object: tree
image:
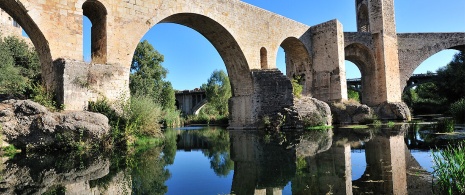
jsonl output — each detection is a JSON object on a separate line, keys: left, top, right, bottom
{"left": 129, "top": 40, "right": 175, "bottom": 110}
{"left": 201, "top": 70, "right": 231, "bottom": 116}
{"left": 0, "top": 36, "right": 40, "bottom": 96}
{"left": 435, "top": 51, "right": 465, "bottom": 104}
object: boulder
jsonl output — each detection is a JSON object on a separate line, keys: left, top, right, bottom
{"left": 262, "top": 96, "right": 332, "bottom": 130}
{"left": 374, "top": 102, "right": 411, "bottom": 121}
{"left": 0, "top": 99, "right": 110, "bottom": 150}
{"left": 330, "top": 100, "right": 374, "bottom": 124}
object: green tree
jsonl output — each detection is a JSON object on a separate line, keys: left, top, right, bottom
{"left": 201, "top": 70, "right": 232, "bottom": 116}
{"left": 436, "top": 51, "right": 465, "bottom": 105}
{"left": 0, "top": 36, "right": 40, "bottom": 96}
{"left": 130, "top": 40, "right": 175, "bottom": 110}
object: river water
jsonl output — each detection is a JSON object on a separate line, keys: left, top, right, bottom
{"left": 0, "top": 124, "right": 459, "bottom": 194}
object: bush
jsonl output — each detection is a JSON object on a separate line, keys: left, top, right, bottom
{"left": 292, "top": 76, "right": 303, "bottom": 98}
{"left": 432, "top": 142, "right": 465, "bottom": 194}
{"left": 88, "top": 96, "right": 164, "bottom": 146}
{"left": 128, "top": 96, "right": 163, "bottom": 137}
{"left": 435, "top": 118, "right": 455, "bottom": 133}
{"left": 449, "top": 98, "right": 465, "bottom": 124}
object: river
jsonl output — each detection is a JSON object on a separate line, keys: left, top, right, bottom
{"left": 0, "top": 124, "right": 460, "bottom": 194}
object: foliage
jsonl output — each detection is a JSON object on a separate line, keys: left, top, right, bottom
{"left": 347, "top": 88, "right": 360, "bottom": 102}
{"left": 436, "top": 51, "right": 465, "bottom": 105}
{"left": 432, "top": 142, "right": 465, "bottom": 194}
{"left": 185, "top": 112, "right": 229, "bottom": 126}
{"left": 403, "top": 82, "right": 447, "bottom": 114}
{"left": 292, "top": 75, "right": 303, "bottom": 98}
{"left": 201, "top": 70, "right": 232, "bottom": 116}
{"left": 435, "top": 118, "right": 455, "bottom": 133}
{"left": 128, "top": 95, "right": 163, "bottom": 137}
{"left": 88, "top": 96, "right": 164, "bottom": 146}
{"left": 303, "top": 112, "right": 326, "bottom": 127}
{"left": 1, "top": 145, "right": 19, "bottom": 158}
{"left": 449, "top": 98, "right": 465, "bottom": 124}
{"left": 29, "top": 83, "right": 62, "bottom": 111}
{"left": 0, "top": 35, "right": 40, "bottom": 97}
{"left": 130, "top": 40, "right": 176, "bottom": 111}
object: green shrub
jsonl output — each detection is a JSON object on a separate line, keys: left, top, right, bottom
{"left": 449, "top": 98, "right": 465, "bottom": 124}
{"left": 435, "top": 118, "right": 455, "bottom": 133}
{"left": 303, "top": 112, "right": 326, "bottom": 127}
{"left": 128, "top": 95, "right": 163, "bottom": 137}
{"left": 292, "top": 76, "right": 303, "bottom": 98}
{"left": 432, "top": 142, "right": 465, "bottom": 194}
{"left": 29, "top": 83, "right": 62, "bottom": 111}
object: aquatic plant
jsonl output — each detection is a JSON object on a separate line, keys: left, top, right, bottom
{"left": 435, "top": 118, "right": 455, "bottom": 133}
{"left": 432, "top": 142, "right": 465, "bottom": 194}
{"left": 449, "top": 98, "right": 465, "bottom": 124}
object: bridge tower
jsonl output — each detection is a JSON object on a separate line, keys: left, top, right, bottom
{"left": 355, "top": 0, "right": 402, "bottom": 105}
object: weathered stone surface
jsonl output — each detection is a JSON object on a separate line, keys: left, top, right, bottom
{"left": 0, "top": 99, "right": 110, "bottom": 150}
{"left": 0, "top": 152, "right": 131, "bottom": 195}
{"left": 374, "top": 102, "right": 411, "bottom": 121}
{"left": 330, "top": 100, "right": 374, "bottom": 124}
{"left": 260, "top": 96, "right": 332, "bottom": 130}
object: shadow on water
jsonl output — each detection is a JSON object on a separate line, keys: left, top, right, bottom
{"left": 0, "top": 123, "right": 463, "bottom": 194}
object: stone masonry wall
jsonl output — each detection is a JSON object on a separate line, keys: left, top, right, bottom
{"left": 309, "top": 20, "right": 347, "bottom": 102}
{"left": 55, "top": 59, "right": 129, "bottom": 110}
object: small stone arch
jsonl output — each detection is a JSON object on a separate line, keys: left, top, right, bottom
{"left": 260, "top": 47, "right": 268, "bottom": 69}
{"left": 82, "top": 0, "right": 108, "bottom": 64}
{"left": 0, "top": 0, "right": 53, "bottom": 91}
{"left": 356, "top": 3, "right": 370, "bottom": 32}
{"left": 345, "top": 43, "right": 377, "bottom": 106}
{"left": 279, "top": 37, "right": 311, "bottom": 95}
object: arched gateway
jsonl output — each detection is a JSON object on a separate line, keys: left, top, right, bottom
{"left": 2, "top": 0, "right": 463, "bottom": 127}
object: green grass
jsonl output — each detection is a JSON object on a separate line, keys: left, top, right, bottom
{"left": 432, "top": 142, "right": 465, "bottom": 194}
{"left": 305, "top": 126, "right": 333, "bottom": 130}
{"left": 2, "top": 145, "right": 20, "bottom": 158}
{"left": 340, "top": 125, "right": 370, "bottom": 129}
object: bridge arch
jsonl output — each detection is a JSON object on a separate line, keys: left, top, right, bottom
{"left": 0, "top": 0, "right": 53, "bottom": 90}
{"left": 279, "top": 37, "right": 311, "bottom": 95}
{"left": 131, "top": 13, "right": 250, "bottom": 97}
{"left": 82, "top": 0, "right": 107, "bottom": 64}
{"left": 398, "top": 33, "right": 465, "bottom": 91}
{"left": 345, "top": 43, "right": 377, "bottom": 105}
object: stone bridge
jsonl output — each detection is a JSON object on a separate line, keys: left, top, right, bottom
{"left": 348, "top": 73, "right": 439, "bottom": 94}
{"left": 1, "top": 0, "right": 463, "bottom": 128}
{"left": 175, "top": 89, "right": 207, "bottom": 115}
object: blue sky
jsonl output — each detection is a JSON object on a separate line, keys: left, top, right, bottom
{"left": 84, "top": 0, "right": 465, "bottom": 90}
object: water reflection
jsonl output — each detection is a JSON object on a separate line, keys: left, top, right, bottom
{"left": 0, "top": 124, "right": 456, "bottom": 194}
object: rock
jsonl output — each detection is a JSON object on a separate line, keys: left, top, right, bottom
{"left": 0, "top": 99, "right": 110, "bottom": 150}
{"left": 374, "top": 102, "right": 411, "bottom": 121}
{"left": 262, "top": 96, "right": 332, "bottom": 130}
{"left": 330, "top": 100, "right": 374, "bottom": 124}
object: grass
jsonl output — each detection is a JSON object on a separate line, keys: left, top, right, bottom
{"left": 305, "top": 125, "right": 333, "bottom": 130}
{"left": 2, "top": 145, "right": 20, "bottom": 158}
{"left": 432, "top": 142, "right": 465, "bottom": 194}
{"left": 340, "top": 125, "right": 370, "bottom": 129}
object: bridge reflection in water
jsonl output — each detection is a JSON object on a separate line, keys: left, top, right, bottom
{"left": 228, "top": 125, "right": 432, "bottom": 195}
{"left": 0, "top": 125, "right": 438, "bottom": 194}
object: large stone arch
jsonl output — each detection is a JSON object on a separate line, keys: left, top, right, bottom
{"left": 279, "top": 37, "right": 312, "bottom": 96}
{"left": 0, "top": 0, "right": 53, "bottom": 91}
{"left": 131, "top": 13, "right": 251, "bottom": 97}
{"left": 398, "top": 33, "right": 465, "bottom": 91}
{"left": 345, "top": 43, "right": 377, "bottom": 106}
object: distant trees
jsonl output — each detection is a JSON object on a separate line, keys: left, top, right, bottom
{"left": 403, "top": 51, "right": 465, "bottom": 117}
{"left": 200, "top": 69, "right": 231, "bottom": 116}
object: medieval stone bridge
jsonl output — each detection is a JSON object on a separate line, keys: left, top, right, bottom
{"left": 1, "top": 0, "right": 463, "bottom": 128}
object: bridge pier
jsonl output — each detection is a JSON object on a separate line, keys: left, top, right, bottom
{"left": 53, "top": 59, "right": 129, "bottom": 111}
